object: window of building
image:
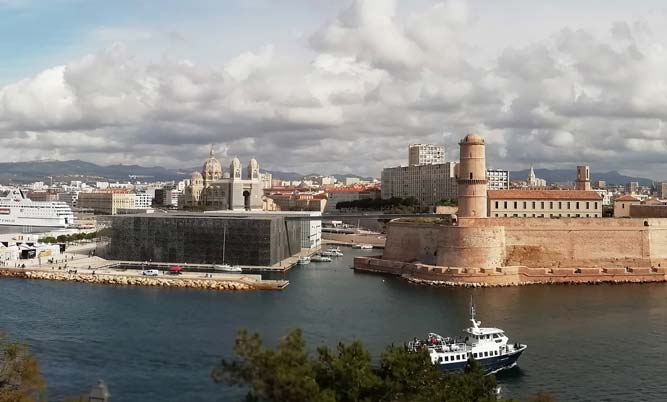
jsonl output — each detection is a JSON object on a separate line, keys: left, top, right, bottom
{"left": 541, "top": 201, "right": 545, "bottom": 209}
{"left": 576, "top": 202, "right": 580, "bottom": 209}
{"left": 567, "top": 202, "right": 571, "bottom": 209}
{"left": 504, "top": 201, "right": 507, "bottom": 209}
{"left": 532, "top": 201, "right": 536, "bottom": 209}
{"left": 550, "top": 201, "right": 553, "bottom": 209}
{"left": 513, "top": 201, "right": 518, "bottom": 209}
{"left": 586, "top": 201, "right": 590, "bottom": 209}
{"left": 495, "top": 201, "right": 499, "bottom": 208}
{"left": 595, "top": 202, "right": 598, "bottom": 209}
{"left": 559, "top": 201, "right": 562, "bottom": 209}
{"left": 523, "top": 201, "right": 527, "bottom": 209}
{"left": 513, "top": 214, "right": 518, "bottom": 217}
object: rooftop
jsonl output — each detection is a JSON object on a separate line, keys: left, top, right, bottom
{"left": 488, "top": 190, "right": 602, "bottom": 201}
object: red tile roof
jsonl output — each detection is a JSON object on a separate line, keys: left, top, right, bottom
{"left": 614, "top": 195, "right": 641, "bottom": 202}
{"left": 488, "top": 190, "right": 602, "bottom": 200}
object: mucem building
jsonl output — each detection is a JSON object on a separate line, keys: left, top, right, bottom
{"left": 107, "top": 213, "right": 302, "bottom": 266}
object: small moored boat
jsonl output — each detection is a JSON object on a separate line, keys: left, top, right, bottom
{"left": 310, "top": 254, "right": 332, "bottom": 262}
{"left": 214, "top": 264, "right": 242, "bottom": 273}
{"left": 297, "top": 256, "right": 311, "bottom": 265}
{"left": 352, "top": 243, "right": 373, "bottom": 249}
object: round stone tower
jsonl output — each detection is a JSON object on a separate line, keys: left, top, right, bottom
{"left": 457, "top": 133, "right": 488, "bottom": 218}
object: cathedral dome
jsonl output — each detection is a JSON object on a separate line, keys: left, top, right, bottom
{"left": 202, "top": 146, "right": 222, "bottom": 181}
{"left": 191, "top": 171, "right": 203, "bottom": 183}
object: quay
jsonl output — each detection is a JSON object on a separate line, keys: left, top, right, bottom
{"left": 1, "top": 248, "right": 289, "bottom": 291}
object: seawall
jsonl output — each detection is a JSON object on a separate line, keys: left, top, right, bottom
{"left": 354, "top": 256, "right": 667, "bottom": 287}
{"left": 0, "top": 268, "right": 287, "bottom": 291}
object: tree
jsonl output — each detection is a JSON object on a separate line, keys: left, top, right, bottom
{"left": 0, "top": 332, "right": 46, "bottom": 402}
{"left": 213, "top": 329, "right": 517, "bottom": 402}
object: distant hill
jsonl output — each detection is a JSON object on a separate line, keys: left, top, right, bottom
{"left": 0, "top": 160, "right": 188, "bottom": 183}
{"left": 510, "top": 169, "right": 656, "bottom": 186}
{"left": 0, "top": 160, "right": 376, "bottom": 184}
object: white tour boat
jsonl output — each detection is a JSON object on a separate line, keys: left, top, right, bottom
{"left": 408, "top": 302, "right": 527, "bottom": 374}
{"left": 310, "top": 254, "right": 332, "bottom": 262}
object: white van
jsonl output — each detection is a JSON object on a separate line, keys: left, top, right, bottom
{"left": 141, "top": 269, "right": 159, "bottom": 276}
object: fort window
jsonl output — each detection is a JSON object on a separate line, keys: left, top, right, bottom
{"left": 513, "top": 201, "right": 518, "bottom": 209}
{"left": 523, "top": 201, "right": 527, "bottom": 208}
{"left": 567, "top": 202, "right": 571, "bottom": 209}
{"left": 595, "top": 202, "right": 598, "bottom": 209}
{"left": 470, "top": 172, "right": 473, "bottom": 179}
{"left": 550, "top": 202, "right": 553, "bottom": 209}
{"left": 504, "top": 201, "right": 507, "bottom": 208}
{"left": 586, "top": 201, "right": 590, "bottom": 209}
{"left": 559, "top": 201, "right": 562, "bottom": 209}
{"left": 532, "top": 201, "right": 536, "bottom": 209}
{"left": 495, "top": 201, "right": 499, "bottom": 208}
{"left": 541, "top": 201, "right": 545, "bottom": 209}
{"left": 576, "top": 202, "right": 580, "bottom": 209}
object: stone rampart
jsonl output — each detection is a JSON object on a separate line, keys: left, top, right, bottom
{"left": 354, "top": 256, "right": 667, "bottom": 287}
{"left": 436, "top": 225, "right": 505, "bottom": 268}
{"left": 382, "top": 222, "right": 441, "bottom": 264}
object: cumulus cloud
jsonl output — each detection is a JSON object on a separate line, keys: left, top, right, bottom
{"left": 1, "top": 0, "right": 667, "bottom": 178}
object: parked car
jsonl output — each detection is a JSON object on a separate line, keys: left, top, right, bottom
{"left": 141, "top": 269, "right": 159, "bottom": 276}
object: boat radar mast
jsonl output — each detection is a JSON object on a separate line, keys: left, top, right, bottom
{"left": 470, "top": 296, "right": 480, "bottom": 329}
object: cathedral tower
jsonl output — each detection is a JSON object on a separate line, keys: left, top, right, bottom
{"left": 575, "top": 165, "right": 591, "bottom": 191}
{"left": 457, "top": 133, "right": 488, "bottom": 218}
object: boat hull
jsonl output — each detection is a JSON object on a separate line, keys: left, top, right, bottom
{"left": 437, "top": 347, "right": 526, "bottom": 374}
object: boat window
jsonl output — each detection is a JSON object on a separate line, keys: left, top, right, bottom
{"left": 492, "top": 334, "right": 499, "bottom": 338}
{"left": 484, "top": 351, "right": 488, "bottom": 357}
{"left": 473, "top": 353, "right": 478, "bottom": 358}
{"left": 438, "top": 357, "right": 443, "bottom": 363}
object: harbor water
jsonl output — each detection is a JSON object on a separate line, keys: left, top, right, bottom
{"left": 1, "top": 248, "right": 666, "bottom": 401}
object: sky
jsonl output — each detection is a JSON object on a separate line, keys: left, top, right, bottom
{"left": 2, "top": 0, "right": 667, "bottom": 179}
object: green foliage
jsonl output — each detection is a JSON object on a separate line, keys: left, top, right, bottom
{"left": 213, "top": 329, "right": 522, "bottom": 402}
{"left": 0, "top": 332, "right": 46, "bottom": 402}
{"left": 396, "top": 217, "right": 449, "bottom": 224}
{"left": 436, "top": 198, "right": 458, "bottom": 207}
{"left": 336, "top": 197, "right": 424, "bottom": 212}
{"left": 39, "top": 229, "right": 110, "bottom": 244}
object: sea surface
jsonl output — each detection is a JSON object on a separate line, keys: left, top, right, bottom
{"left": 1, "top": 248, "right": 666, "bottom": 401}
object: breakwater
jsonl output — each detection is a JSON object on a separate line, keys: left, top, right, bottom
{"left": 354, "top": 256, "right": 667, "bottom": 287}
{"left": 0, "top": 268, "right": 286, "bottom": 291}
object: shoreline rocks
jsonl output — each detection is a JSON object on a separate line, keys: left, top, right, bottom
{"left": 0, "top": 269, "right": 253, "bottom": 291}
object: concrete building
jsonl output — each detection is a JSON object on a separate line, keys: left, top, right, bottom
{"left": 594, "top": 180, "right": 607, "bottom": 190}
{"left": 325, "top": 186, "right": 381, "bottom": 212}
{"left": 575, "top": 166, "right": 591, "bottom": 191}
{"left": 183, "top": 147, "right": 264, "bottom": 211}
{"left": 457, "top": 134, "right": 487, "bottom": 218}
{"left": 344, "top": 177, "right": 361, "bottom": 186}
{"left": 661, "top": 183, "right": 667, "bottom": 199}
{"left": 408, "top": 144, "right": 445, "bottom": 166}
{"left": 27, "top": 191, "right": 59, "bottom": 202}
{"left": 107, "top": 213, "right": 302, "bottom": 266}
{"left": 57, "top": 191, "right": 79, "bottom": 208}
{"left": 488, "top": 190, "right": 603, "bottom": 218}
{"left": 77, "top": 192, "right": 135, "bottom": 215}
{"left": 486, "top": 169, "right": 510, "bottom": 190}
{"left": 614, "top": 195, "right": 641, "bottom": 217}
{"left": 381, "top": 162, "right": 457, "bottom": 206}
{"left": 134, "top": 193, "right": 153, "bottom": 209}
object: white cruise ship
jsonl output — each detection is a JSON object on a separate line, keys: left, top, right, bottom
{"left": 0, "top": 189, "right": 74, "bottom": 229}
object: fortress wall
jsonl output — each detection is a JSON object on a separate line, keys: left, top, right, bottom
{"left": 436, "top": 226, "right": 506, "bottom": 268}
{"left": 459, "top": 217, "right": 652, "bottom": 267}
{"left": 381, "top": 222, "right": 442, "bottom": 264}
